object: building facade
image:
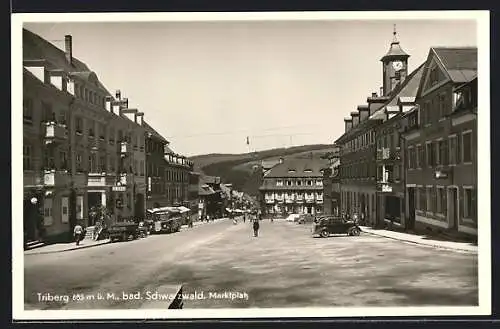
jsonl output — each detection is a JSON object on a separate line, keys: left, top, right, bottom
{"left": 259, "top": 158, "right": 327, "bottom": 216}
{"left": 403, "top": 47, "right": 477, "bottom": 238}
{"left": 22, "top": 29, "right": 182, "bottom": 243}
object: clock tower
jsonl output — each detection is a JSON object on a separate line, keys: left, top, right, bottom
{"left": 381, "top": 25, "right": 410, "bottom": 96}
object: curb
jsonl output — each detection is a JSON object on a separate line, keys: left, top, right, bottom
{"left": 24, "top": 240, "right": 112, "bottom": 256}
{"left": 361, "top": 229, "right": 477, "bottom": 254}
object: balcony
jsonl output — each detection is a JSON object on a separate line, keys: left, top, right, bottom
{"left": 87, "top": 172, "right": 116, "bottom": 187}
{"left": 44, "top": 122, "right": 67, "bottom": 145}
{"left": 43, "top": 169, "right": 69, "bottom": 187}
{"left": 119, "top": 141, "right": 130, "bottom": 156}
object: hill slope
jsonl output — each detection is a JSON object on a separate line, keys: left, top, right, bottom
{"left": 189, "top": 144, "right": 334, "bottom": 197}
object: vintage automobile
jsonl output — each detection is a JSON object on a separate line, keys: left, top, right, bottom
{"left": 147, "top": 207, "right": 182, "bottom": 234}
{"left": 312, "top": 215, "right": 361, "bottom": 238}
{"left": 297, "top": 214, "right": 315, "bottom": 224}
{"left": 108, "top": 219, "right": 140, "bottom": 242}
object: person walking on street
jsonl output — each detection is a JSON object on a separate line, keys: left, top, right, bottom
{"left": 74, "top": 223, "right": 83, "bottom": 246}
{"left": 253, "top": 218, "right": 260, "bottom": 237}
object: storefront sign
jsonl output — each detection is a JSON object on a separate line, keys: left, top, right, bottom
{"left": 112, "top": 186, "right": 127, "bottom": 192}
{"left": 381, "top": 184, "right": 393, "bottom": 193}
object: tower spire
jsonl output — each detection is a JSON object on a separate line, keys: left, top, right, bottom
{"left": 393, "top": 24, "right": 398, "bottom": 43}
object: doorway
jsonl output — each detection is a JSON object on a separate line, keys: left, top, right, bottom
{"left": 87, "top": 192, "right": 101, "bottom": 226}
{"left": 24, "top": 198, "right": 38, "bottom": 242}
{"left": 448, "top": 187, "right": 459, "bottom": 229}
{"left": 407, "top": 187, "right": 416, "bottom": 230}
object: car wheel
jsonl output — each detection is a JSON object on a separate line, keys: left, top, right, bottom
{"left": 350, "top": 227, "right": 361, "bottom": 236}
{"left": 320, "top": 230, "right": 329, "bottom": 238}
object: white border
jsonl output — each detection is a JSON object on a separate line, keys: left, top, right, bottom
{"left": 12, "top": 10, "right": 490, "bottom": 320}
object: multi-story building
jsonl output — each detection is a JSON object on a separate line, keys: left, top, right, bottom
{"left": 335, "top": 30, "right": 419, "bottom": 226}
{"left": 164, "top": 147, "right": 193, "bottom": 207}
{"left": 371, "top": 63, "right": 425, "bottom": 228}
{"left": 22, "top": 29, "right": 165, "bottom": 243}
{"left": 322, "top": 145, "right": 340, "bottom": 215}
{"left": 402, "top": 47, "right": 477, "bottom": 238}
{"left": 259, "top": 158, "right": 327, "bottom": 216}
{"left": 144, "top": 122, "right": 170, "bottom": 209}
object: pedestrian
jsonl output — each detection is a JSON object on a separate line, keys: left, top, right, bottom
{"left": 253, "top": 218, "right": 260, "bottom": 237}
{"left": 73, "top": 222, "right": 83, "bottom": 246}
{"left": 243, "top": 213, "right": 246, "bottom": 223}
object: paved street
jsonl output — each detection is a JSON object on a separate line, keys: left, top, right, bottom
{"left": 25, "top": 218, "right": 478, "bottom": 310}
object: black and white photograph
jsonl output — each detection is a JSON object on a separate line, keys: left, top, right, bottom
{"left": 12, "top": 11, "right": 490, "bottom": 320}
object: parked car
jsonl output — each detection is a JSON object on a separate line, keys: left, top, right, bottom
{"left": 297, "top": 214, "right": 315, "bottom": 224}
{"left": 312, "top": 216, "right": 361, "bottom": 238}
{"left": 285, "top": 214, "right": 301, "bottom": 222}
{"left": 108, "top": 220, "right": 140, "bottom": 242}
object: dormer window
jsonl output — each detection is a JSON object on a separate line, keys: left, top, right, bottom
{"left": 304, "top": 169, "right": 313, "bottom": 173}
{"left": 288, "top": 169, "right": 296, "bottom": 173}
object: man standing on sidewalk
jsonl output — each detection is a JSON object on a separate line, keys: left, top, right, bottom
{"left": 253, "top": 215, "right": 260, "bottom": 237}
{"left": 73, "top": 222, "right": 83, "bottom": 246}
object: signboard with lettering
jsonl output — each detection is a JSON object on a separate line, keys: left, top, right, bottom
{"left": 112, "top": 186, "right": 127, "bottom": 192}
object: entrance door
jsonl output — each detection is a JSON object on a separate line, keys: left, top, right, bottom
{"left": 449, "top": 188, "right": 458, "bottom": 229}
{"left": 87, "top": 192, "right": 101, "bottom": 226}
{"left": 24, "top": 198, "right": 37, "bottom": 241}
{"left": 407, "top": 188, "right": 416, "bottom": 230}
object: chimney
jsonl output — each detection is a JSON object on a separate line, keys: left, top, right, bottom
{"left": 371, "top": 92, "right": 377, "bottom": 98}
{"left": 344, "top": 118, "right": 353, "bottom": 132}
{"left": 64, "top": 35, "right": 72, "bottom": 65}
{"left": 116, "top": 90, "right": 121, "bottom": 100}
{"left": 350, "top": 111, "right": 360, "bottom": 127}
{"left": 358, "top": 105, "right": 370, "bottom": 122}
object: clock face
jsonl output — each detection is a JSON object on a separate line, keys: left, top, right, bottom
{"left": 392, "top": 61, "right": 404, "bottom": 71}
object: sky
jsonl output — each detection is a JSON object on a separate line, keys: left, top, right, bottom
{"left": 24, "top": 18, "right": 477, "bottom": 157}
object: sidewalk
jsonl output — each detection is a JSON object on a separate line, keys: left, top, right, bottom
{"left": 24, "top": 238, "right": 111, "bottom": 256}
{"left": 360, "top": 226, "right": 478, "bottom": 254}
{"left": 25, "top": 217, "right": 229, "bottom": 256}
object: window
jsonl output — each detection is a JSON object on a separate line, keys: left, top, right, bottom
{"left": 118, "top": 130, "right": 123, "bottom": 142}
{"left": 426, "top": 142, "right": 433, "bottom": 167}
{"left": 45, "top": 147, "right": 55, "bottom": 169}
{"left": 58, "top": 110, "right": 68, "bottom": 125}
{"left": 296, "top": 180, "right": 302, "bottom": 186}
{"left": 42, "top": 102, "right": 54, "bottom": 122}
{"left": 140, "top": 160, "right": 145, "bottom": 176}
{"left": 99, "top": 124, "right": 106, "bottom": 140}
{"left": 423, "top": 101, "right": 430, "bottom": 125}
{"left": 134, "top": 135, "right": 138, "bottom": 149}
{"left": 426, "top": 187, "right": 432, "bottom": 213}
{"left": 316, "top": 179, "right": 323, "bottom": 186}
{"left": 76, "top": 152, "right": 83, "bottom": 172}
{"left": 89, "top": 154, "right": 97, "bottom": 173}
{"left": 437, "top": 187, "right": 447, "bottom": 216}
{"left": 75, "top": 117, "right": 83, "bottom": 134}
{"left": 99, "top": 155, "right": 106, "bottom": 172}
{"left": 418, "top": 187, "right": 426, "bottom": 211}
{"left": 438, "top": 93, "right": 447, "bottom": 119}
{"left": 448, "top": 135, "right": 459, "bottom": 165}
{"left": 134, "top": 160, "right": 138, "bottom": 175}
{"left": 43, "top": 198, "right": 53, "bottom": 226}
{"left": 430, "top": 67, "right": 439, "bottom": 85}
{"left": 88, "top": 121, "right": 95, "bottom": 138}
{"left": 463, "top": 187, "right": 476, "bottom": 220}
{"left": 415, "top": 145, "right": 421, "bottom": 168}
{"left": 59, "top": 151, "right": 68, "bottom": 170}
{"left": 394, "top": 164, "right": 400, "bottom": 181}
{"left": 23, "top": 98, "right": 33, "bottom": 123}
{"left": 438, "top": 140, "right": 448, "bottom": 166}
{"left": 462, "top": 131, "right": 473, "bottom": 163}
{"left": 23, "top": 144, "right": 32, "bottom": 170}
{"left": 286, "top": 180, "right": 292, "bottom": 186}
{"left": 109, "top": 128, "right": 115, "bottom": 144}
{"left": 431, "top": 187, "right": 437, "bottom": 213}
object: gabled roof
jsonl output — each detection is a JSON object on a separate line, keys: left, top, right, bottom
{"left": 143, "top": 121, "right": 168, "bottom": 143}
{"left": 433, "top": 47, "right": 477, "bottom": 83}
{"left": 369, "top": 62, "right": 425, "bottom": 120}
{"left": 264, "top": 158, "right": 328, "bottom": 178}
{"left": 23, "top": 28, "right": 111, "bottom": 95}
